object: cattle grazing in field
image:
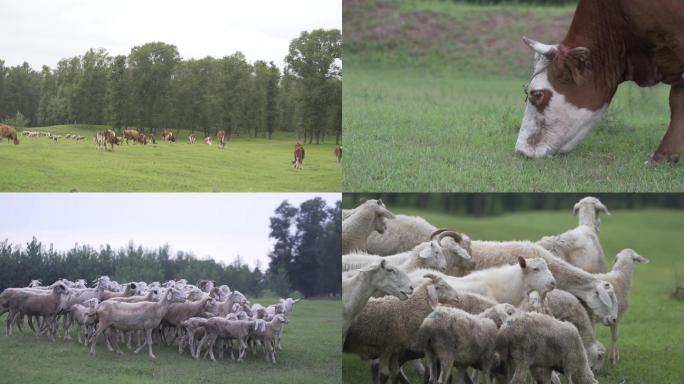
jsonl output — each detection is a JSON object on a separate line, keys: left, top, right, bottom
{"left": 123, "top": 129, "right": 146, "bottom": 145}
{"left": 216, "top": 130, "right": 226, "bottom": 149}
{"left": 160, "top": 129, "right": 175, "bottom": 142}
{"left": 516, "top": 0, "right": 684, "bottom": 165}
{"left": 204, "top": 136, "right": 212, "bottom": 145}
{"left": 146, "top": 134, "right": 156, "bottom": 145}
{"left": 0, "top": 124, "right": 20, "bottom": 145}
{"left": 188, "top": 134, "right": 196, "bottom": 144}
{"left": 96, "top": 130, "right": 121, "bottom": 151}
{"left": 292, "top": 143, "right": 305, "bottom": 169}
{"left": 334, "top": 145, "right": 342, "bottom": 163}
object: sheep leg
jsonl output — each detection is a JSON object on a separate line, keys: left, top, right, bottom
{"left": 145, "top": 328, "right": 156, "bottom": 359}
{"left": 610, "top": 323, "right": 619, "bottom": 365}
{"left": 104, "top": 329, "right": 115, "bottom": 351}
{"left": 134, "top": 332, "right": 148, "bottom": 354}
{"left": 63, "top": 314, "right": 72, "bottom": 341}
{"left": 90, "top": 322, "right": 109, "bottom": 355}
{"left": 437, "top": 355, "right": 454, "bottom": 384}
{"left": 196, "top": 334, "right": 210, "bottom": 360}
{"left": 15, "top": 313, "right": 25, "bottom": 334}
{"left": 510, "top": 363, "right": 529, "bottom": 384}
{"left": 5, "top": 309, "right": 18, "bottom": 336}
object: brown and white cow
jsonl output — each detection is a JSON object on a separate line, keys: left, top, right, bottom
{"left": 216, "top": 130, "right": 226, "bottom": 149}
{"left": 292, "top": 143, "right": 305, "bottom": 169}
{"left": 334, "top": 145, "right": 342, "bottom": 163}
{"left": 96, "top": 129, "right": 121, "bottom": 151}
{"left": 160, "top": 129, "right": 175, "bottom": 142}
{"left": 516, "top": 0, "right": 684, "bottom": 164}
{"left": 204, "top": 136, "right": 213, "bottom": 145}
{"left": 0, "top": 124, "right": 20, "bottom": 145}
{"left": 188, "top": 134, "right": 196, "bottom": 144}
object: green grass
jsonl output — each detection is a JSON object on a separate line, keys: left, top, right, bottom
{"left": 343, "top": 1, "right": 684, "bottom": 192}
{"left": 0, "top": 298, "right": 342, "bottom": 384}
{"left": 0, "top": 125, "right": 340, "bottom": 192}
{"left": 343, "top": 208, "right": 684, "bottom": 383}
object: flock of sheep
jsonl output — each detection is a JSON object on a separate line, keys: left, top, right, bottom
{"left": 0, "top": 277, "right": 300, "bottom": 363}
{"left": 22, "top": 130, "right": 86, "bottom": 141}
{"left": 342, "top": 197, "right": 648, "bottom": 384}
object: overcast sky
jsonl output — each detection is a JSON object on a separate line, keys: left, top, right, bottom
{"left": 0, "top": 0, "right": 341, "bottom": 69}
{"left": 0, "top": 193, "right": 340, "bottom": 270}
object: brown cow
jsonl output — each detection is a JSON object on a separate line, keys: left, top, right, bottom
{"left": 0, "top": 124, "right": 20, "bottom": 145}
{"left": 292, "top": 143, "right": 305, "bottom": 169}
{"left": 216, "top": 130, "right": 226, "bottom": 149}
{"left": 204, "top": 136, "right": 213, "bottom": 145}
{"left": 160, "top": 129, "right": 174, "bottom": 142}
{"left": 123, "top": 129, "right": 145, "bottom": 145}
{"left": 334, "top": 145, "right": 342, "bottom": 163}
{"left": 516, "top": 0, "right": 684, "bottom": 164}
{"left": 96, "top": 129, "right": 120, "bottom": 151}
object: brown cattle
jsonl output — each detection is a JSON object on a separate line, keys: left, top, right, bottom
{"left": 516, "top": 0, "right": 684, "bottom": 164}
{"left": 0, "top": 124, "right": 19, "bottom": 145}
{"left": 216, "top": 130, "right": 226, "bottom": 149}
{"left": 123, "top": 129, "right": 146, "bottom": 145}
{"left": 292, "top": 143, "right": 305, "bottom": 169}
{"left": 204, "top": 136, "right": 213, "bottom": 145}
{"left": 96, "top": 129, "right": 121, "bottom": 151}
{"left": 160, "top": 129, "right": 174, "bottom": 142}
{"left": 334, "top": 145, "right": 342, "bottom": 163}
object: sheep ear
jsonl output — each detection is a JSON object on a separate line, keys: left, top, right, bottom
{"left": 596, "top": 201, "right": 610, "bottom": 216}
{"left": 518, "top": 256, "right": 527, "bottom": 269}
{"left": 596, "top": 286, "right": 612, "bottom": 308}
{"left": 631, "top": 251, "right": 649, "bottom": 264}
{"left": 419, "top": 245, "right": 433, "bottom": 259}
{"left": 426, "top": 284, "right": 439, "bottom": 310}
{"left": 449, "top": 244, "right": 471, "bottom": 260}
{"left": 573, "top": 203, "right": 580, "bottom": 215}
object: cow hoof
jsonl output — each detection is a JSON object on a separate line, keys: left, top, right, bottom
{"left": 646, "top": 153, "right": 680, "bottom": 165}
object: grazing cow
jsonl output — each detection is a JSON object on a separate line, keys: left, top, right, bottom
{"left": 204, "top": 136, "right": 212, "bottom": 145}
{"left": 216, "top": 130, "right": 226, "bottom": 149}
{"left": 0, "top": 124, "right": 20, "bottom": 145}
{"left": 123, "top": 129, "right": 146, "bottom": 144}
{"left": 334, "top": 145, "right": 342, "bottom": 163}
{"left": 160, "top": 129, "right": 174, "bottom": 142}
{"left": 96, "top": 130, "right": 120, "bottom": 150}
{"left": 292, "top": 143, "right": 305, "bottom": 169}
{"left": 188, "top": 134, "right": 196, "bottom": 144}
{"left": 146, "top": 134, "right": 156, "bottom": 145}
{"left": 516, "top": 0, "right": 684, "bottom": 164}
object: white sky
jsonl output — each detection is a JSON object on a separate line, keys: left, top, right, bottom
{"left": 0, "top": 193, "right": 341, "bottom": 270}
{"left": 0, "top": 0, "right": 341, "bottom": 69}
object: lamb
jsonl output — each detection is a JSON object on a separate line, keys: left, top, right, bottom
{"left": 344, "top": 275, "right": 461, "bottom": 383}
{"left": 163, "top": 296, "right": 217, "bottom": 349}
{"left": 342, "top": 260, "right": 414, "bottom": 341}
{"left": 468, "top": 240, "right": 619, "bottom": 326}
{"left": 594, "top": 248, "right": 649, "bottom": 365}
{"left": 196, "top": 317, "right": 260, "bottom": 362}
{"left": 409, "top": 257, "right": 556, "bottom": 307}
{"left": 495, "top": 311, "right": 598, "bottom": 384}
{"left": 411, "top": 304, "right": 516, "bottom": 384}
{"left": 66, "top": 298, "right": 100, "bottom": 344}
{"left": 366, "top": 215, "right": 475, "bottom": 276}
{"left": 249, "top": 314, "right": 289, "bottom": 363}
{"left": 522, "top": 290, "right": 606, "bottom": 376}
{"left": 342, "top": 199, "right": 395, "bottom": 254}
{"left": 343, "top": 240, "right": 448, "bottom": 274}
{"left": 537, "top": 196, "right": 610, "bottom": 273}
{"left": 179, "top": 317, "right": 209, "bottom": 358}
{"left": 89, "top": 287, "right": 187, "bottom": 358}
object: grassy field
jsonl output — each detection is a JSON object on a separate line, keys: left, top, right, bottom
{"left": 0, "top": 298, "right": 341, "bottom": 384}
{"left": 0, "top": 125, "right": 341, "bottom": 192}
{"left": 342, "top": 207, "right": 684, "bottom": 383}
{"left": 343, "top": 0, "right": 684, "bottom": 192}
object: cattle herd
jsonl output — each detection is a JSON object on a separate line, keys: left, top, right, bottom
{"left": 0, "top": 277, "right": 300, "bottom": 363}
{"left": 1, "top": 123, "right": 343, "bottom": 168}
{"left": 342, "top": 197, "right": 648, "bottom": 384}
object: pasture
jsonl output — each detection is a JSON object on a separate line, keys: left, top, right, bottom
{"left": 0, "top": 298, "right": 342, "bottom": 384}
{"left": 342, "top": 207, "right": 684, "bottom": 383}
{"left": 0, "top": 125, "right": 341, "bottom": 192}
{"left": 342, "top": 0, "right": 684, "bottom": 192}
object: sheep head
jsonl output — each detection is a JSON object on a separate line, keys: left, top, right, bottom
{"left": 573, "top": 196, "right": 610, "bottom": 230}
{"left": 432, "top": 230, "right": 474, "bottom": 272}
{"left": 519, "top": 257, "right": 556, "bottom": 297}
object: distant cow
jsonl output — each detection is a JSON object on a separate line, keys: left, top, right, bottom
{"left": 0, "top": 124, "right": 20, "bottom": 145}
{"left": 216, "top": 130, "right": 226, "bottom": 149}
{"left": 204, "top": 136, "right": 213, "bottom": 145}
{"left": 160, "top": 129, "right": 174, "bottom": 142}
{"left": 96, "top": 129, "right": 120, "bottom": 150}
{"left": 188, "top": 134, "right": 196, "bottom": 144}
{"left": 123, "top": 129, "right": 145, "bottom": 144}
{"left": 292, "top": 143, "right": 305, "bottom": 169}
{"left": 334, "top": 145, "right": 342, "bottom": 163}
{"left": 146, "top": 134, "right": 156, "bottom": 145}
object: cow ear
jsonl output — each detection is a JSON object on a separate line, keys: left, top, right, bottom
{"left": 564, "top": 46, "right": 591, "bottom": 83}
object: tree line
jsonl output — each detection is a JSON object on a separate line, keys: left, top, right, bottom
{"left": 0, "top": 29, "right": 341, "bottom": 144}
{"left": 451, "top": 0, "right": 575, "bottom": 4}
{"left": 0, "top": 197, "right": 341, "bottom": 298}
{"left": 344, "top": 193, "right": 684, "bottom": 217}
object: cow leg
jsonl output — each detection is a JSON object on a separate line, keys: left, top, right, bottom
{"left": 651, "top": 83, "right": 684, "bottom": 164}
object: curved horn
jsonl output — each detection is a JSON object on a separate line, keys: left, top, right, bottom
{"left": 436, "top": 230, "right": 463, "bottom": 245}
{"left": 523, "top": 36, "right": 558, "bottom": 60}
{"left": 430, "top": 228, "right": 449, "bottom": 240}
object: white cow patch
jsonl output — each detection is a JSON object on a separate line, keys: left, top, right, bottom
{"left": 516, "top": 53, "right": 607, "bottom": 158}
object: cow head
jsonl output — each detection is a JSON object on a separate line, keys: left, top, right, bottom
{"left": 516, "top": 37, "right": 614, "bottom": 158}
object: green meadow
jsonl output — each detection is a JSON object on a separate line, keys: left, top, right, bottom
{"left": 343, "top": 207, "right": 684, "bottom": 383}
{"left": 0, "top": 125, "right": 341, "bottom": 192}
{"left": 343, "top": 0, "right": 684, "bottom": 191}
{"left": 0, "top": 298, "right": 342, "bottom": 384}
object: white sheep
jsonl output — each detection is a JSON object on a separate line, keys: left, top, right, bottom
{"left": 343, "top": 240, "right": 447, "bottom": 273}
{"left": 495, "top": 311, "right": 598, "bottom": 384}
{"left": 342, "top": 260, "right": 414, "bottom": 341}
{"left": 594, "top": 248, "right": 649, "bottom": 365}
{"left": 409, "top": 256, "right": 556, "bottom": 307}
{"left": 342, "top": 199, "right": 395, "bottom": 254}
{"left": 537, "top": 196, "right": 610, "bottom": 273}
